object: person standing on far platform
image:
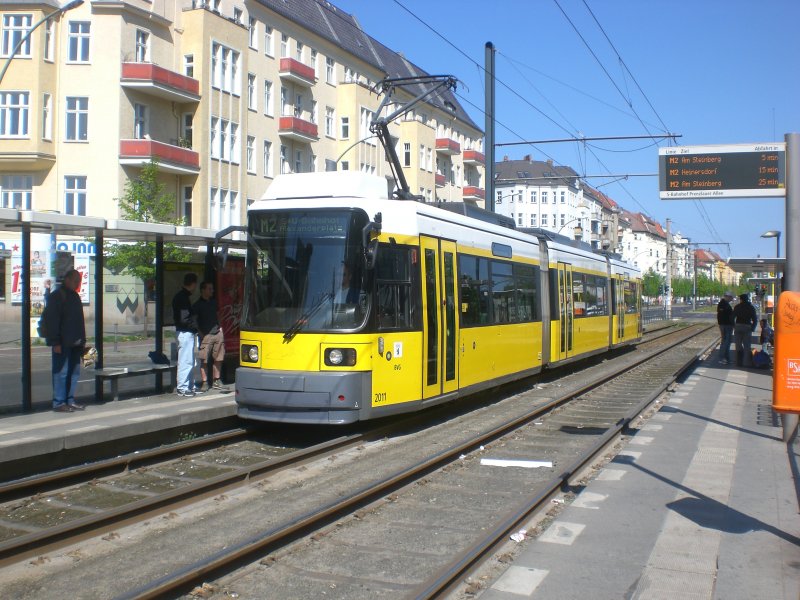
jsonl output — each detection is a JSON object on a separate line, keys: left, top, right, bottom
{"left": 172, "top": 272, "right": 199, "bottom": 397}
{"left": 716, "top": 291, "right": 735, "bottom": 365}
{"left": 733, "top": 293, "right": 758, "bottom": 367}
{"left": 193, "top": 280, "right": 226, "bottom": 392}
{"left": 46, "top": 269, "right": 86, "bottom": 412}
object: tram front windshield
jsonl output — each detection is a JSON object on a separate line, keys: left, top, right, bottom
{"left": 243, "top": 209, "right": 369, "bottom": 332}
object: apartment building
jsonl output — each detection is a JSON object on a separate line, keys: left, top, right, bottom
{"left": 0, "top": 0, "right": 486, "bottom": 232}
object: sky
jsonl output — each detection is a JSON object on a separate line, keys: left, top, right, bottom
{"left": 335, "top": 0, "right": 799, "bottom": 258}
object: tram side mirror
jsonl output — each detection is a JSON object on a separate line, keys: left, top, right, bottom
{"left": 362, "top": 212, "right": 382, "bottom": 270}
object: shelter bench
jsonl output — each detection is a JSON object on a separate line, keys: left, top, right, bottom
{"left": 95, "top": 362, "right": 177, "bottom": 402}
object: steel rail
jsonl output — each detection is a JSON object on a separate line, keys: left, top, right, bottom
{"left": 413, "top": 329, "right": 719, "bottom": 598}
{"left": 115, "top": 323, "right": 713, "bottom": 600}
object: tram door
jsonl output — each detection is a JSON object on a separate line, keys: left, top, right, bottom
{"left": 557, "top": 262, "right": 574, "bottom": 360}
{"left": 420, "top": 236, "right": 459, "bottom": 400}
{"left": 616, "top": 277, "right": 626, "bottom": 340}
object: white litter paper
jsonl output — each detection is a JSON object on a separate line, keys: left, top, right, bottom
{"left": 480, "top": 458, "right": 553, "bottom": 469}
{"left": 510, "top": 529, "right": 527, "bottom": 542}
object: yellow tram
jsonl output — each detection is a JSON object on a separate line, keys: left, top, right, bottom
{"left": 236, "top": 172, "right": 641, "bottom": 424}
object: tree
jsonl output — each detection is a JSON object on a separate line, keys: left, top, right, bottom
{"left": 104, "top": 161, "right": 190, "bottom": 281}
{"left": 642, "top": 269, "right": 663, "bottom": 299}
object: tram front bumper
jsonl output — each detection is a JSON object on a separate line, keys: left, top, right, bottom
{"left": 235, "top": 367, "right": 371, "bottom": 424}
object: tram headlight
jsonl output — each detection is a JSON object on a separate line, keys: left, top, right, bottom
{"left": 324, "top": 348, "right": 356, "bottom": 367}
{"left": 241, "top": 344, "right": 259, "bottom": 363}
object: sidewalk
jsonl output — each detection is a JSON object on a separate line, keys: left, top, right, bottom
{"left": 482, "top": 362, "right": 799, "bottom": 599}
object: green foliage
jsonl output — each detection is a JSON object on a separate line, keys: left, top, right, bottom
{"left": 670, "top": 277, "right": 692, "bottom": 299}
{"left": 642, "top": 269, "right": 663, "bottom": 298}
{"left": 104, "top": 161, "right": 190, "bottom": 281}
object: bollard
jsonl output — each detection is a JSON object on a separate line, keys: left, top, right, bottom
{"left": 114, "top": 323, "right": 118, "bottom": 352}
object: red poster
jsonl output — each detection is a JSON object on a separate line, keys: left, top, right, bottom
{"left": 216, "top": 257, "right": 245, "bottom": 355}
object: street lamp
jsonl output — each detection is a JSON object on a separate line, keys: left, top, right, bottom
{"left": 761, "top": 229, "right": 781, "bottom": 258}
{"left": 0, "top": 0, "right": 84, "bottom": 85}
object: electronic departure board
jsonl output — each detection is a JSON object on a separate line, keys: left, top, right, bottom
{"left": 659, "top": 143, "right": 786, "bottom": 199}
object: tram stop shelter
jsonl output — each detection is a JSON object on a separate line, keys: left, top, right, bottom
{"left": 0, "top": 208, "right": 242, "bottom": 412}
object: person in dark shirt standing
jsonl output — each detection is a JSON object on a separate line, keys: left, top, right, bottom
{"left": 733, "top": 292, "right": 758, "bottom": 367}
{"left": 716, "top": 291, "right": 735, "bottom": 365}
{"left": 172, "top": 272, "right": 198, "bottom": 396}
{"left": 46, "top": 269, "right": 86, "bottom": 412}
{"left": 193, "top": 280, "right": 226, "bottom": 392}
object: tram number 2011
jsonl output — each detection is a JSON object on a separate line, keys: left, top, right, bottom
{"left": 374, "top": 392, "right": 388, "bottom": 404}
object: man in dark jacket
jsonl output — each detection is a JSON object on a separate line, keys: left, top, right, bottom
{"left": 45, "top": 269, "right": 86, "bottom": 412}
{"left": 172, "top": 272, "right": 198, "bottom": 396}
{"left": 193, "top": 280, "right": 226, "bottom": 392}
{"left": 733, "top": 293, "right": 758, "bottom": 367}
{"left": 716, "top": 292, "right": 735, "bottom": 364}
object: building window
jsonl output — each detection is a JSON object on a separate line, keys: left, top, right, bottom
{"left": 2, "top": 14, "right": 32, "bottom": 58}
{"left": 542, "top": 191, "right": 548, "bottom": 204}
{"left": 264, "top": 25, "right": 273, "bottom": 56}
{"left": 325, "top": 57, "right": 335, "bottom": 84}
{"left": 280, "top": 33, "right": 288, "bottom": 58}
{"left": 280, "top": 145, "right": 288, "bottom": 174}
{"left": 248, "top": 17, "right": 257, "bottom": 49}
{"left": 280, "top": 86, "right": 288, "bottom": 116}
{"left": 295, "top": 40, "right": 303, "bottom": 62}
{"left": 183, "top": 185, "right": 192, "bottom": 226}
{"left": 325, "top": 159, "right": 336, "bottom": 172}
{"left": 295, "top": 150, "right": 303, "bottom": 173}
{"left": 340, "top": 116, "right": 349, "bottom": 139}
{"left": 41, "top": 93, "right": 52, "bottom": 140}
{"left": 44, "top": 18, "right": 55, "bottom": 62}
{"left": 530, "top": 190, "right": 537, "bottom": 203}
{"left": 325, "top": 107, "right": 334, "bottom": 137}
{"left": 403, "top": 143, "right": 411, "bottom": 167}
{"left": 310, "top": 49, "right": 317, "bottom": 76}
{"left": 541, "top": 214, "right": 548, "bottom": 227}
{"left": 344, "top": 66, "right": 355, "bottom": 83}
{"left": 246, "top": 135, "right": 255, "bottom": 173}
{"left": 517, "top": 214, "right": 523, "bottom": 226}
{"left": 211, "top": 42, "right": 240, "bottom": 95}
{"left": 264, "top": 80, "right": 273, "bottom": 116}
{"left": 294, "top": 93, "right": 302, "bottom": 118}
{"left": 64, "top": 96, "right": 87, "bottom": 141}
{"left": 560, "top": 214, "right": 565, "bottom": 227}
{"left": 67, "top": 21, "right": 91, "bottom": 63}
{"left": 0, "top": 91, "right": 29, "bottom": 138}
{"left": 263, "top": 140, "right": 273, "bottom": 177}
{"left": 210, "top": 117, "right": 239, "bottom": 163}
{"left": 134, "top": 103, "right": 148, "bottom": 139}
{"left": 419, "top": 144, "right": 425, "bottom": 169}
{"left": 64, "top": 176, "right": 86, "bottom": 216}
{"left": 560, "top": 191, "right": 565, "bottom": 203}
{"left": 233, "top": 8, "right": 243, "bottom": 24}
{"left": 0, "top": 175, "right": 32, "bottom": 209}
{"left": 495, "top": 190, "right": 502, "bottom": 204}
{"left": 340, "top": 160, "right": 349, "bottom": 171}
{"left": 247, "top": 73, "right": 256, "bottom": 110}
{"left": 530, "top": 214, "right": 536, "bottom": 227}
{"left": 135, "top": 29, "right": 149, "bottom": 62}
{"left": 184, "top": 54, "right": 194, "bottom": 78}
{"left": 311, "top": 100, "right": 318, "bottom": 125}
{"left": 181, "top": 113, "right": 193, "bottom": 147}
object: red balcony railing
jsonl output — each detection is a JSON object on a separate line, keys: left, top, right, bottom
{"left": 463, "top": 149, "right": 485, "bottom": 166}
{"left": 120, "top": 62, "right": 200, "bottom": 101}
{"left": 278, "top": 116, "right": 318, "bottom": 142}
{"left": 463, "top": 186, "right": 485, "bottom": 200}
{"left": 435, "top": 137, "right": 461, "bottom": 155}
{"left": 119, "top": 139, "right": 200, "bottom": 174}
{"left": 435, "top": 173, "right": 446, "bottom": 187}
{"left": 279, "top": 58, "right": 316, "bottom": 86}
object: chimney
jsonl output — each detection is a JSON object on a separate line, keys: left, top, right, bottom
{"left": 503, "top": 155, "right": 509, "bottom": 161}
{"left": 546, "top": 159, "right": 553, "bottom": 166}
{"left": 523, "top": 154, "right": 531, "bottom": 162}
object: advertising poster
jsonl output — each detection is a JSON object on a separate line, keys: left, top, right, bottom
{"left": 216, "top": 256, "right": 245, "bottom": 355}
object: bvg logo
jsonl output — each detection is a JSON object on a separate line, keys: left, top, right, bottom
{"left": 789, "top": 359, "right": 800, "bottom": 375}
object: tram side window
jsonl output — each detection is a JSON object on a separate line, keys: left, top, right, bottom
{"left": 572, "top": 272, "right": 586, "bottom": 317}
{"left": 491, "top": 260, "right": 514, "bottom": 323}
{"left": 624, "top": 280, "right": 639, "bottom": 313}
{"left": 459, "top": 254, "right": 491, "bottom": 326}
{"left": 375, "top": 244, "right": 420, "bottom": 331}
{"left": 513, "top": 263, "right": 539, "bottom": 321}
{"left": 586, "top": 275, "right": 607, "bottom": 316}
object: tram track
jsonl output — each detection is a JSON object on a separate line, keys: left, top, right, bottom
{"left": 0, "top": 322, "right": 714, "bottom": 599}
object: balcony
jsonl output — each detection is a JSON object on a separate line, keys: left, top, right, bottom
{"left": 279, "top": 58, "right": 316, "bottom": 87}
{"left": 278, "top": 116, "right": 318, "bottom": 143}
{"left": 0, "top": 150, "right": 55, "bottom": 171}
{"left": 119, "top": 139, "right": 200, "bottom": 175}
{"left": 435, "top": 173, "right": 446, "bottom": 188}
{"left": 120, "top": 62, "right": 200, "bottom": 103}
{"left": 463, "top": 149, "right": 485, "bottom": 166}
{"left": 435, "top": 137, "right": 461, "bottom": 155}
{"left": 462, "top": 186, "right": 485, "bottom": 201}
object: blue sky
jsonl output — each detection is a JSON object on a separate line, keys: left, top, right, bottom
{"left": 336, "top": 0, "right": 799, "bottom": 258}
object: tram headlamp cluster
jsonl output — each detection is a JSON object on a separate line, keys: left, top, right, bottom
{"left": 324, "top": 348, "right": 356, "bottom": 367}
{"left": 241, "top": 344, "right": 259, "bottom": 363}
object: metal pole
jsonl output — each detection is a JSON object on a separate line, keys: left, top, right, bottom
{"left": 155, "top": 238, "right": 165, "bottom": 393}
{"left": 485, "top": 41, "right": 495, "bottom": 213}
{"left": 782, "top": 132, "right": 799, "bottom": 442}
{"left": 94, "top": 229, "right": 104, "bottom": 401}
{"left": 21, "top": 224, "right": 32, "bottom": 412}
{"left": 665, "top": 218, "right": 672, "bottom": 320}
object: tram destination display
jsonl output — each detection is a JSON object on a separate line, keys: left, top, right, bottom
{"left": 659, "top": 143, "right": 786, "bottom": 199}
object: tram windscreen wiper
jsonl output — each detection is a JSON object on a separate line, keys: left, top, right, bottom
{"left": 283, "top": 292, "right": 333, "bottom": 342}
